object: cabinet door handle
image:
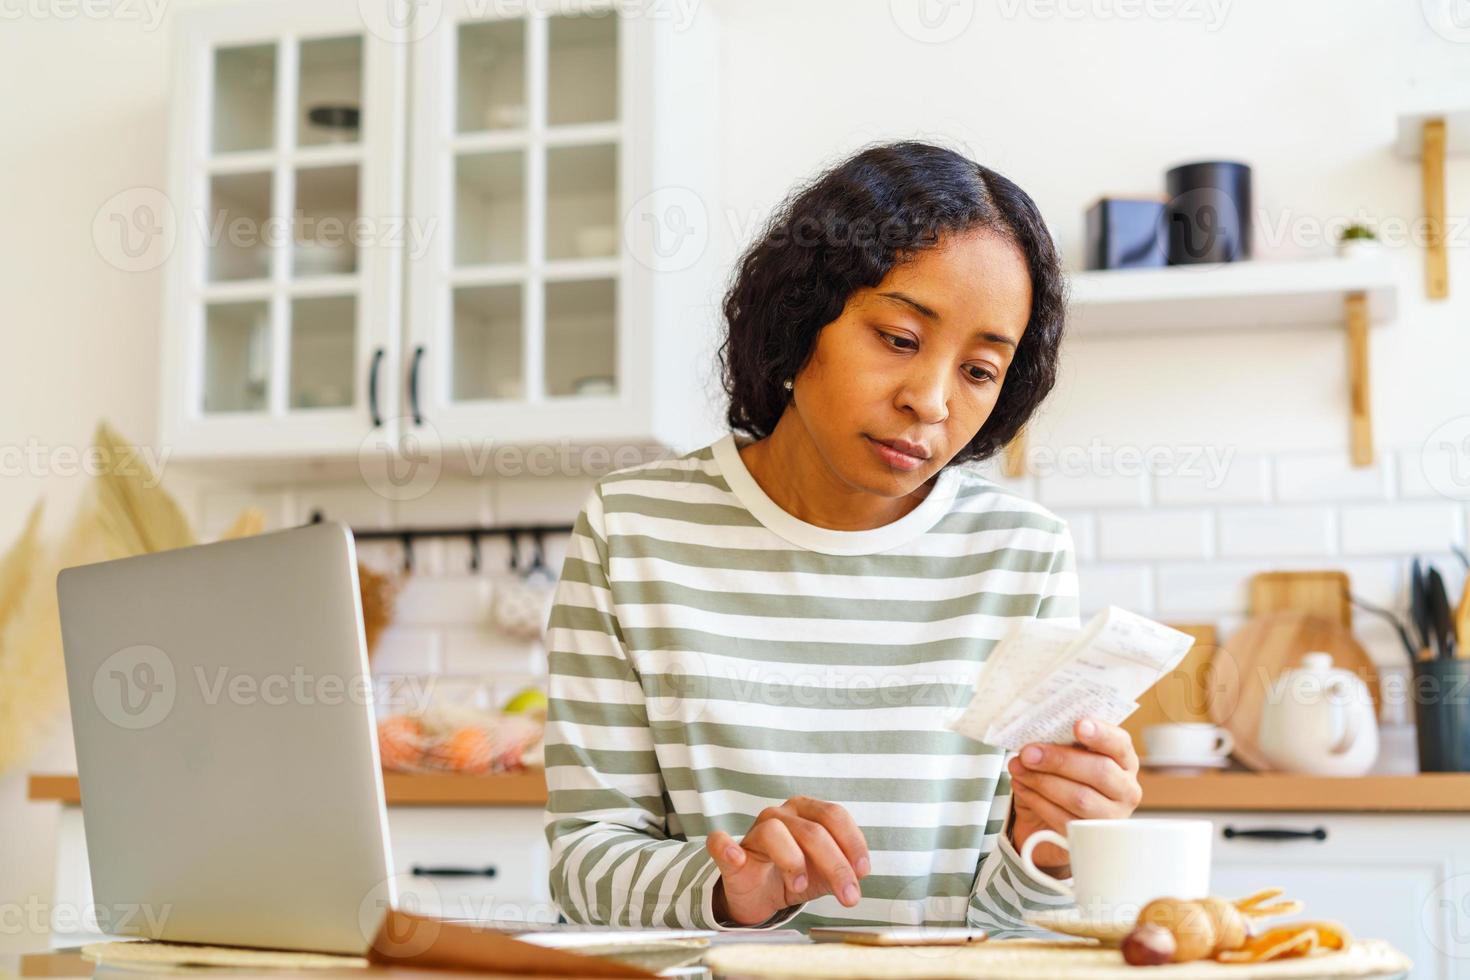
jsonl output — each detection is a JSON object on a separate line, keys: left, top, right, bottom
{"left": 408, "top": 345, "right": 425, "bottom": 426}
{"left": 1222, "top": 826, "right": 1327, "bottom": 842}
{"left": 367, "top": 347, "right": 385, "bottom": 427}
{"left": 410, "top": 865, "right": 497, "bottom": 878}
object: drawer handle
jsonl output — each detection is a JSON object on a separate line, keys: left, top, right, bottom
{"left": 1222, "top": 826, "right": 1327, "bottom": 842}
{"left": 411, "top": 864, "right": 497, "bottom": 878}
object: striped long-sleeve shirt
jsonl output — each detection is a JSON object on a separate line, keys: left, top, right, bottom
{"left": 543, "top": 431, "right": 1081, "bottom": 933}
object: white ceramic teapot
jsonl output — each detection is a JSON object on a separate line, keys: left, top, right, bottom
{"left": 1257, "top": 652, "right": 1379, "bottom": 776}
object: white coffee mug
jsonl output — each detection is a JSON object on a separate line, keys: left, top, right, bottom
{"left": 1019, "top": 818, "right": 1212, "bottom": 916}
{"left": 1143, "top": 723, "right": 1234, "bottom": 761}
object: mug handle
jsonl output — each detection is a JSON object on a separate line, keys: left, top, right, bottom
{"left": 1213, "top": 729, "right": 1235, "bottom": 758}
{"left": 1018, "top": 829, "right": 1073, "bottom": 898}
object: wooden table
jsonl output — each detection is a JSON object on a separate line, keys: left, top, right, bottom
{"left": 10, "top": 949, "right": 616, "bottom": 980}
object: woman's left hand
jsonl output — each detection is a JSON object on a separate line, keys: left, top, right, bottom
{"left": 1005, "top": 716, "right": 1143, "bottom": 875}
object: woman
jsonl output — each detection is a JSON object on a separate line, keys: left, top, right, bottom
{"left": 543, "top": 141, "right": 1142, "bottom": 933}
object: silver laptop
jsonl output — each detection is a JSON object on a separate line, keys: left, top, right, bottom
{"left": 57, "top": 521, "right": 395, "bottom": 954}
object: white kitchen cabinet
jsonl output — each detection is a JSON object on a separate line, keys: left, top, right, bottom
{"left": 160, "top": 3, "right": 407, "bottom": 458}
{"left": 45, "top": 802, "right": 552, "bottom": 947}
{"left": 1167, "top": 810, "right": 1470, "bottom": 980}
{"left": 387, "top": 806, "right": 553, "bottom": 924}
{"left": 160, "top": 0, "right": 723, "bottom": 462}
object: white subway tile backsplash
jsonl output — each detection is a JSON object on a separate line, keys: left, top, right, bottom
{"left": 1155, "top": 562, "right": 1260, "bottom": 617}
{"left": 1339, "top": 502, "right": 1464, "bottom": 555}
{"left": 1154, "top": 453, "right": 1270, "bottom": 506}
{"left": 442, "top": 629, "right": 546, "bottom": 676}
{"left": 370, "top": 628, "right": 443, "bottom": 677}
{"left": 394, "top": 577, "right": 493, "bottom": 626}
{"left": 1217, "top": 506, "right": 1335, "bottom": 558}
{"left": 1076, "top": 563, "right": 1152, "bottom": 614}
{"left": 1036, "top": 471, "right": 1148, "bottom": 509}
{"left": 1274, "top": 452, "right": 1392, "bottom": 503}
{"left": 1397, "top": 445, "right": 1470, "bottom": 501}
{"left": 1097, "top": 510, "right": 1212, "bottom": 561}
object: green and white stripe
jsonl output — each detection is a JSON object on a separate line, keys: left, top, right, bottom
{"left": 544, "top": 432, "right": 1080, "bottom": 933}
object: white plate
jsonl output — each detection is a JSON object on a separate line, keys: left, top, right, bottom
{"left": 1024, "top": 906, "right": 1137, "bottom": 945}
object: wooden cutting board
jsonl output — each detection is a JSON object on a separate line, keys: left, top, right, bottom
{"left": 1249, "top": 570, "right": 1352, "bottom": 627}
{"left": 1121, "top": 624, "right": 1218, "bottom": 761}
{"left": 1208, "top": 611, "right": 1380, "bottom": 771}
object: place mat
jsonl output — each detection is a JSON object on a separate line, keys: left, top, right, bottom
{"left": 80, "top": 940, "right": 367, "bottom": 971}
{"left": 702, "top": 938, "right": 1411, "bottom": 979}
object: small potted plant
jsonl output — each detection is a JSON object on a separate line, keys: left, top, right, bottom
{"left": 1336, "top": 223, "right": 1380, "bottom": 259}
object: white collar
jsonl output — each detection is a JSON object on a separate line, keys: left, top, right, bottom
{"left": 710, "top": 432, "right": 961, "bottom": 556}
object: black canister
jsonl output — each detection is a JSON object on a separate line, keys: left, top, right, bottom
{"left": 1164, "top": 161, "right": 1252, "bottom": 265}
{"left": 1411, "top": 657, "right": 1470, "bottom": 772}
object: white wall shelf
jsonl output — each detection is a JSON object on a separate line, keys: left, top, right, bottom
{"left": 1067, "top": 257, "right": 1397, "bottom": 335}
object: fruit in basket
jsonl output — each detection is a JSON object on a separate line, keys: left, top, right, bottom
{"left": 377, "top": 715, "right": 425, "bottom": 771}
{"left": 501, "top": 686, "right": 548, "bottom": 715}
{"left": 427, "top": 725, "right": 495, "bottom": 774}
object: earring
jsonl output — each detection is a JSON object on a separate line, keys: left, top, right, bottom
{"left": 782, "top": 378, "right": 793, "bottom": 391}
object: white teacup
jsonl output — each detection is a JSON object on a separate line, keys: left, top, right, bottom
{"left": 1019, "top": 818, "right": 1212, "bottom": 917}
{"left": 1143, "top": 723, "right": 1234, "bottom": 762}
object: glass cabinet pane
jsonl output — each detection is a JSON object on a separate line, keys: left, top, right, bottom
{"left": 548, "top": 14, "right": 618, "bottom": 126}
{"left": 212, "top": 44, "right": 276, "bottom": 154}
{"left": 452, "top": 285, "right": 523, "bottom": 401}
{"left": 293, "top": 165, "right": 360, "bottom": 276}
{"left": 455, "top": 152, "right": 525, "bottom": 265}
{"left": 457, "top": 19, "right": 526, "bottom": 132}
{"left": 545, "top": 279, "right": 615, "bottom": 397}
{"left": 203, "top": 301, "right": 271, "bottom": 413}
{"left": 298, "top": 36, "right": 362, "bottom": 147}
{"left": 546, "top": 143, "right": 617, "bottom": 260}
{"left": 289, "top": 296, "right": 356, "bottom": 408}
{"left": 207, "top": 172, "right": 273, "bottom": 282}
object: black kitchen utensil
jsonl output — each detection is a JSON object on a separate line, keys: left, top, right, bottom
{"left": 1427, "top": 566, "right": 1457, "bottom": 659}
{"left": 1412, "top": 656, "right": 1470, "bottom": 771}
{"left": 1346, "top": 589, "right": 1417, "bottom": 661}
{"left": 1411, "top": 558, "right": 1432, "bottom": 653}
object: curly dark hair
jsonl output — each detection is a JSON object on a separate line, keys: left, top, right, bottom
{"left": 717, "top": 140, "right": 1066, "bottom": 466}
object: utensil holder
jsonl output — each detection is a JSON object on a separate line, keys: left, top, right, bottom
{"left": 1411, "top": 657, "right": 1470, "bottom": 772}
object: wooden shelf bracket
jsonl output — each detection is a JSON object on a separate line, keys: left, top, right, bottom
{"left": 1345, "top": 291, "right": 1373, "bottom": 467}
{"left": 1422, "top": 117, "right": 1449, "bottom": 300}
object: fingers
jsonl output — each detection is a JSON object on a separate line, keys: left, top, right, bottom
{"left": 1011, "top": 741, "right": 1140, "bottom": 807}
{"left": 1011, "top": 780, "right": 1074, "bottom": 834}
{"left": 706, "top": 829, "right": 747, "bottom": 876}
{"left": 783, "top": 816, "right": 862, "bottom": 907}
{"left": 787, "top": 796, "right": 871, "bottom": 879}
{"left": 1074, "top": 717, "right": 1140, "bottom": 772}
{"left": 1010, "top": 766, "right": 1120, "bottom": 819}
{"left": 742, "top": 817, "right": 810, "bottom": 894}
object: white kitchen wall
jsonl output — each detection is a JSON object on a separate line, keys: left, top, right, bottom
{"left": 3, "top": 0, "right": 1470, "bottom": 954}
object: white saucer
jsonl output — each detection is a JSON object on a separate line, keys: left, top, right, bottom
{"left": 1141, "top": 753, "right": 1229, "bottom": 772}
{"left": 1024, "top": 907, "right": 1137, "bottom": 945}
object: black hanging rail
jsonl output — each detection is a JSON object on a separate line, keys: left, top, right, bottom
{"left": 308, "top": 510, "right": 573, "bottom": 573}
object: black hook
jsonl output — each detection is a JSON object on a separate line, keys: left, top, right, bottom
{"left": 530, "top": 529, "right": 547, "bottom": 574}
{"left": 468, "top": 533, "right": 481, "bottom": 573}
{"left": 400, "top": 532, "right": 414, "bottom": 573}
{"left": 507, "top": 529, "right": 520, "bottom": 574}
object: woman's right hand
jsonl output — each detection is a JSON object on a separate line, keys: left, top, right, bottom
{"left": 706, "top": 796, "right": 871, "bottom": 926}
